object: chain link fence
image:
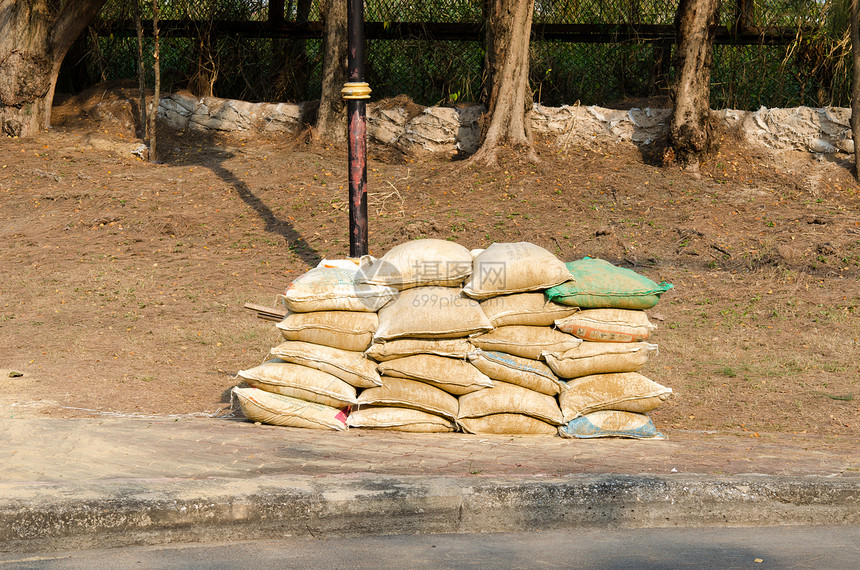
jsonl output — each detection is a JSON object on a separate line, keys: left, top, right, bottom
{"left": 60, "top": 0, "right": 853, "bottom": 110}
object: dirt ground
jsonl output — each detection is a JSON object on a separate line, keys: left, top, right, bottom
{"left": 1, "top": 89, "right": 858, "bottom": 439}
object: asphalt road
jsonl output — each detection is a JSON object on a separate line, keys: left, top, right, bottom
{"left": 2, "top": 526, "right": 857, "bottom": 569}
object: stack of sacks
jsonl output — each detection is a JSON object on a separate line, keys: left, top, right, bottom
{"left": 348, "top": 240, "right": 492, "bottom": 433}
{"left": 233, "top": 241, "right": 675, "bottom": 440}
{"left": 543, "top": 257, "right": 674, "bottom": 439}
{"left": 458, "top": 243, "right": 578, "bottom": 435}
{"left": 234, "top": 259, "right": 396, "bottom": 430}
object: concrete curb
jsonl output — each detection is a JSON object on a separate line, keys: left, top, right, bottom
{"left": 2, "top": 474, "right": 858, "bottom": 553}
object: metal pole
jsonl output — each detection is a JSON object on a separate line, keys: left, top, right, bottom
{"left": 343, "top": 0, "right": 371, "bottom": 258}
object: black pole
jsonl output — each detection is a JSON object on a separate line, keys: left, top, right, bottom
{"left": 344, "top": 0, "right": 370, "bottom": 258}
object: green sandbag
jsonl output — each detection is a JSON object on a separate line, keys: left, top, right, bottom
{"left": 545, "top": 258, "right": 673, "bottom": 310}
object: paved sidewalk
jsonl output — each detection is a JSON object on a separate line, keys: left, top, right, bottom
{"left": 1, "top": 418, "right": 858, "bottom": 481}
{"left": 1, "top": 418, "right": 858, "bottom": 553}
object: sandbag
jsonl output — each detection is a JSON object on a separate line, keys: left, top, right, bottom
{"left": 543, "top": 342, "right": 659, "bottom": 379}
{"left": 357, "top": 376, "right": 459, "bottom": 420}
{"left": 366, "top": 338, "right": 475, "bottom": 362}
{"left": 558, "top": 410, "right": 665, "bottom": 439}
{"left": 555, "top": 308, "right": 656, "bottom": 343}
{"left": 281, "top": 263, "right": 396, "bottom": 313}
{"left": 459, "top": 413, "right": 558, "bottom": 435}
{"left": 457, "top": 380, "right": 564, "bottom": 425}
{"left": 375, "top": 286, "right": 492, "bottom": 341}
{"left": 276, "top": 310, "right": 378, "bottom": 352}
{"left": 346, "top": 406, "right": 456, "bottom": 432}
{"left": 378, "top": 354, "right": 493, "bottom": 396}
{"left": 232, "top": 387, "right": 348, "bottom": 430}
{"left": 357, "top": 239, "right": 473, "bottom": 289}
{"left": 545, "top": 258, "right": 673, "bottom": 310}
{"left": 269, "top": 341, "right": 382, "bottom": 388}
{"left": 238, "top": 359, "right": 358, "bottom": 407}
{"left": 559, "top": 372, "right": 673, "bottom": 421}
{"left": 468, "top": 350, "right": 564, "bottom": 396}
{"left": 463, "top": 242, "right": 571, "bottom": 299}
{"left": 480, "top": 292, "right": 578, "bottom": 327}
{"left": 470, "top": 326, "right": 581, "bottom": 360}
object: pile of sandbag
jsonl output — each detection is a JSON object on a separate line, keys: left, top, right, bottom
{"left": 233, "top": 240, "right": 674, "bottom": 439}
{"left": 233, "top": 259, "right": 393, "bottom": 431}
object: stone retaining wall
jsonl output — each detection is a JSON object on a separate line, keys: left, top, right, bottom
{"left": 157, "top": 92, "right": 854, "bottom": 155}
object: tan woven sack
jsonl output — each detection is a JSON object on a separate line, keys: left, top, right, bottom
{"left": 357, "top": 239, "right": 473, "bottom": 289}
{"left": 463, "top": 242, "right": 571, "bottom": 299}
{"left": 232, "top": 387, "right": 348, "bottom": 430}
{"left": 468, "top": 351, "right": 564, "bottom": 396}
{"left": 470, "top": 326, "right": 582, "bottom": 360}
{"left": 346, "top": 406, "right": 456, "bottom": 432}
{"left": 281, "top": 264, "right": 396, "bottom": 313}
{"left": 480, "top": 292, "right": 578, "bottom": 327}
{"left": 555, "top": 308, "right": 656, "bottom": 343}
{"left": 238, "top": 360, "right": 358, "bottom": 407}
{"left": 375, "top": 287, "right": 492, "bottom": 341}
{"left": 378, "top": 354, "right": 493, "bottom": 396}
{"left": 269, "top": 341, "right": 381, "bottom": 388}
{"left": 457, "top": 380, "right": 564, "bottom": 425}
{"left": 357, "top": 376, "right": 459, "bottom": 420}
{"left": 559, "top": 372, "right": 673, "bottom": 421}
{"left": 276, "top": 310, "right": 378, "bottom": 352}
{"left": 365, "top": 338, "right": 475, "bottom": 362}
{"left": 544, "top": 342, "right": 659, "bottom": 379}
{"left": 459, "top": 413, "right": 558, "bottom": 435}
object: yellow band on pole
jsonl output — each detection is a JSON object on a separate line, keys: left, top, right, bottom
{"left": 341, "top": 82, "right": 372, "bottom": 100}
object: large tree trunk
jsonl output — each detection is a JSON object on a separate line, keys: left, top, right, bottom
{"left": 851, "top": 0, "right": 860, "bottom": 180}
{"left": 668, "top": 0, "right": 721, "bottom": 167}
{"left": 0, "top": 0, "right": 107, "bottom": 137}
{"left": 470, "top": 0, "right": 537, "bottom": 166}
{"left": 316, "top": 0, "right": 348, "bottom": 142}
{"left": 149, "top": 0, "right": 160, "bottom": 162}
{"left": 133, "top": 0, "right": 148, "bottom": 141}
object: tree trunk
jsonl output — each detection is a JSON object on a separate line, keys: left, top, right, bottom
{"left": 470, "top": 0, "right": 537, "bottom": 166}
{"left": 668, "top": 0, "right": 721, "bottom": 167}
{"left": 851, "top": 0, "right": 860, "bottom": 180}
{"left": 133, "top": 0, "right": 147, "bottom": 141}
{"left": 316, "top": 0, "right": 348, "bottom": 142}
{"left": 0, "top": 0, "right": 107, "bottom": 137}
{"left": 149, "top": 0, "right": 160, "bottom": 162}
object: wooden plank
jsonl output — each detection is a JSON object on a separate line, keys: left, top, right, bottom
{"left": 243, "top": 302, "right": 287, "bottom": 322}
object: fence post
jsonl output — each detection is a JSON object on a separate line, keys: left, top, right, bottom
{"left": 343, "top": 0, "right": 371, "bottom": 258}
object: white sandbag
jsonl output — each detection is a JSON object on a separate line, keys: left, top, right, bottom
{"left": 459, "top": 413, "right": 558, "bottom": 435}
{"left": 357, "top": 239, "right": 473, "bottom": 289}
{"left": 543, "top": 342, "right": 659, "bottom": 378}
{"left": 468, "top": 350, "right": 564, "bottom": 396}
{"left": 463, "top": 242, "right": 571, "bottom": 299}
{"left": 457, "top": 380, "right": 564, "bottom": 425}
{"left": 357, "top": 376, "right": 459, "bottom": 420}
{"left": 469, "top": 326, "right": 582, "bottom": 360}
{"left": 480, "top": 292, "right": 579, "bottom": 327}
{"left": 365, "top": 338, "right": 475, "bottom": 362}
{"left": 232, "top": 387, "right": 348, "bottom": 430}
{"left": 558, "top": 410, "right": 665, "bottom": 439}
{"left": 559, "top": 372, "right": 673, "bottom": 421}
{"left": 276, "top": 310, "right": 378, "bottom": 352}
{"left": 378, "top": 354, "right": 493, "bottom": 396}
{"left": 281, "top": 264, "right": 396, "bottom": 313}
{"left": 238, "top": 359, "right": 358, "bottom": 407}
{"left": 554, "top": 308, "right": 656, "bottom": 342}
{"left": 346, "top": 406, "right": 456, "bottom": 432}
{"left": 375, "top": 286, "right": 492, "bottom": 341}
{"left": 269, "top": 341, "right": 382, "bottom": 388}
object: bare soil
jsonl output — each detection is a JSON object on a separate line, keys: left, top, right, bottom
{"left": 1, "top": 89, "right": 858, "bottom": 439}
